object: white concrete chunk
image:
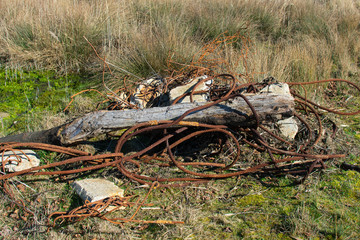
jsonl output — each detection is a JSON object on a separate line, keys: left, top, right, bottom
{"left": 0, "top": 150, "right": 40, "bottom": 172}
{"left": 277, "top": 117, "right": 298, "bottom": 140}
{"left": 260, "top": 83, "right": 291, "bottom": 96}
{"left": 169, "top": 75, "right": 212, "bottom": 103}
{"left": 131, "top": 78, "right": 163, "bottom": 109}
{"left": 71, "top": 178, "right": 124, "bottom": 203}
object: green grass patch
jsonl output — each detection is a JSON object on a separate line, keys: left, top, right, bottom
{"left": 0, "top": 69, "right": 99, "bottom": 135}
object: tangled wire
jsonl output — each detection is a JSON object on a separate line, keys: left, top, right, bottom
{"left": 0, "top": 33, "right": 359, "bottom": 227}
{"left": 0, "top": 76, "right": 359, "bottom": 227}
{"left": 48, "top": 181, "right": 183, "bottom": 227}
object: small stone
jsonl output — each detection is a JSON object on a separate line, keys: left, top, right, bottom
{"left": 71, "top": 178, "right": 124, "bottom": 203}
{"left": 0, "top": 150, "right": 40, "bottom": 172}
{"left": 169, "top": 75, "right": 212, "bottom": 103}
{"left": 277, "top": 117, "right": 298, "bottom": 140}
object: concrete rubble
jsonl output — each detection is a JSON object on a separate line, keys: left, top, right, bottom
{"left": 277, "top": 116, "right": 299, "bottom": 140}
{"left": 71, "top": 178, "right": 124, "bottom": 203}
{"left": 260, "top": 82, "right": 299, "bottom": 139}
{"left": 131, "top": 77, "right": 163, "bottom": 109}
{"left": 0, "top": 150, "right": 40, "bottom": 172}
{"left": 169, "top": 75, "right": 212, "bottom": 103}
{"left": 130, "top": 75, "right": 213, "bottom": 109}
{"left": 259, "top": 82, "right": 291, "bottom": 96}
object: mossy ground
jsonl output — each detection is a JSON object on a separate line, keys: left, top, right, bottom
{"left": 0, "top": 69, "right": 104, "bottom": 136}
{"left": 1, "top": 158, "right": 359, "bottom": 239}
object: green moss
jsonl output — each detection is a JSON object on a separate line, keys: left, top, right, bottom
{"left": 237, "top": 194, "right": 266, "bottom": 207}
{"left": 277, "top": 233, "right": 293, "bottom": 240}
{"left": 0, "top": 69, "right": 90, "bottom": 134}
{"left": 325, "top": 171, "right": 360, "bottom": 200}
{"left": 281, "top": 205, "right": 294, "bottom": 216}
{"left": 200, "top": 217, "right": 211, "bottom": 224}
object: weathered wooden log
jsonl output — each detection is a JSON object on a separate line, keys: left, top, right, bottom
{"left": 0, "top": 93, "right": 294, "bottom": 145}
{"left": 340, "top": 162, "right": 360, "bottom": 173}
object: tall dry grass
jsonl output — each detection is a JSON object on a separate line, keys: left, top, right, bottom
{"left": 0, "top": 0, "right": 359, "bottom": 82}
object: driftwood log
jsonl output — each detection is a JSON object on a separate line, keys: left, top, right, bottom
{"left": 0, "top": 93, "right": 294, "bottom": 146}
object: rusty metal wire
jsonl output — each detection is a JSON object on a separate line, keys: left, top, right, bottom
{"left": 0, "top": 76, "right": 358, "bottom": 227}
{"left": 1, "top": 33, "right": 359, "bottom": 227}
{"left": 48, "top": 181, "right": 184, "bottom": 227}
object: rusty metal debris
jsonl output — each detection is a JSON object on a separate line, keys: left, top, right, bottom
{"left": 0, "top": 77, "right": 358, "bottom": 227}
{"left": 0, "top": 33, "right": 359, "bottom": 228}
{"left": 48, "top": 181, "right": 184, "bottom": 227}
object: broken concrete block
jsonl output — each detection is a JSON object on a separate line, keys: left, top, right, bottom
{"left": 116, "top": 92, "right": 129, "bottom": 109}
{"left": 277, "top": 116, "right": 298, "bottom": 140}
{"left": 260, "top": 83, "right": 291, "bottom": 96}
{"left": 71, "top": 178, "right": 124, "bottom": 203}
{"left": 169, "top": 75, "right": 212, "bottom": 104}
{"left": 131, "top": 78, "right": 163, "bottom": 109}
{"left": 0, "top": 150, "right": 40, "bottom": 172}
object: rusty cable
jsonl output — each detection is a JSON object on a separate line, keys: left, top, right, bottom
{"left": 0, "top": 77, "right": 358, "bottom": 227}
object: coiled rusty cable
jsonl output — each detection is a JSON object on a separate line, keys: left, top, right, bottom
{"left": 0, "top": 77, "right": 358, "bottom": 227}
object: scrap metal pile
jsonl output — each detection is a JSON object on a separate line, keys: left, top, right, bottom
{"left": 0, "top": 34, "right": 359, "bottom": 227}
{"left": 0, "top": 75, "right": 359, "bottom": 227}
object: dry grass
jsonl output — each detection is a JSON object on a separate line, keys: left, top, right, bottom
{"left": 0, "top": 0, "right": 359, "bottom": 82}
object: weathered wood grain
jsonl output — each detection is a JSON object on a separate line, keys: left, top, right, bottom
{"left": 0, "top": 93, "right": 294, "bottom": 145}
